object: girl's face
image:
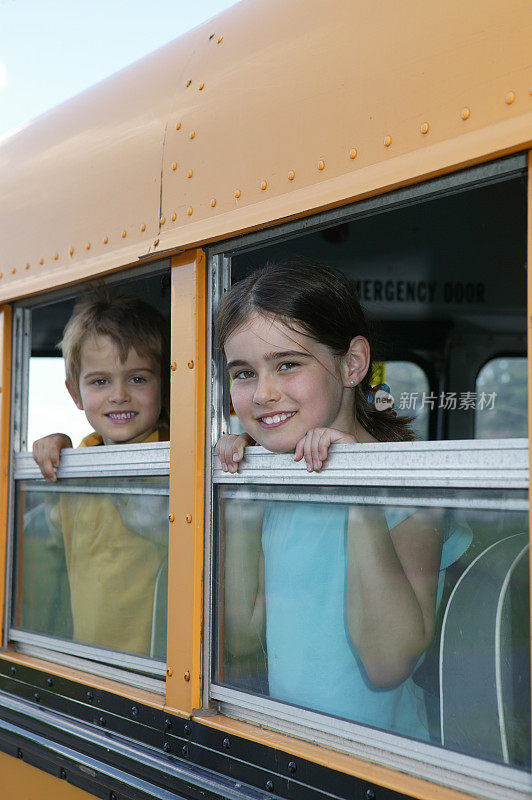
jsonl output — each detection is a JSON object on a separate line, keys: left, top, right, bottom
{"left": 225, "top": 312, "right": 360, "bottom": 453}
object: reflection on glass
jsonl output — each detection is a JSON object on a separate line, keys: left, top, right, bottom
{"left": 384, "top": 361, "right": 430, "bottom": 440}
{"left": 14, "top": 477, "right": 169, "bottom": 660}
{"left": 475, "top": 357, "right": 527, "bottom": 439}
{"left": 216, "top": 488, "right": 530, "bottom": 768}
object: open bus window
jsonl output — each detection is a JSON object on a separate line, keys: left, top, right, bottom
{"left": 475, "top": 357, "right": 527, "bottom": 439}
{"left": 28, "top": 357, "right": 91, "bottom": 446}
{"left": 23, "top": 270, "right": 171, "bottom": 453}
{"left": 229, "top": 162, "right": 526, "bottom": 442}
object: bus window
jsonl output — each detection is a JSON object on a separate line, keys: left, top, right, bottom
{"left": 475, "top": 357, "right": 527, "bottom": 439}
{"left": 13, "top": 474, "right": 168, "bottom": 663}
{"left": 8, "top": 265, "right": 171, "bottom": 687}
{"left": 215, "top": 483, "right": 529, "bottom": 766}
{"left": 229, "top": 160, "right": 526, "bottom": 442}
{"left": 381, "top": 361, "right": 430, "bottom": 440}
{"left": 208, "top": 156, "right": 529, "bottom": 791}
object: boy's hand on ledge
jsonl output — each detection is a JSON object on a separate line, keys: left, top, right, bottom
{"left": 216, "top": 433, "right": 255, "bottom": 473}
{"left": 32, "top": 433, "right": 73, "bottom": 482}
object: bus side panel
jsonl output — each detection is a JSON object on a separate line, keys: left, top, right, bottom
{"left": 0, "top": 750, "right": 97, "bottom": 799}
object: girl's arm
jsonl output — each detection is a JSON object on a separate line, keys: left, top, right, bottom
{"left": 223, "top": 498, "right": 266, "bottom": 656}
{"left": 346, "top": 507, "right": 442, "bottom": 688}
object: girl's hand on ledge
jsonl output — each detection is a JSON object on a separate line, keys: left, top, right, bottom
{"left": 216, "top": 432, "right": 255, "bottom": 473}
{"left": 294, "top": 428, "right": 358, "bottom": 472}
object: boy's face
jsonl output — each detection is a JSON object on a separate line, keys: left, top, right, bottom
{"left": 68, "top": 335, "right": 162, "bottom": 446}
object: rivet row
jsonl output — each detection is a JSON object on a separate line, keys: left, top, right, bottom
{"left": 5, "top": 90, "right": 526, "bottom": 279}
{"left": 7, "top": 223, "right": 150, "bottom": 274}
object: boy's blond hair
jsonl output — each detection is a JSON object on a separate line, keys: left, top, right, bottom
{"left": 60, "top": 289, "right": 170, "bottom": 422}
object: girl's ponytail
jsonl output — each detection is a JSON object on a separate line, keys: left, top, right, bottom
{"left": 354, "top": 385, "right": 415, "bottom": 442}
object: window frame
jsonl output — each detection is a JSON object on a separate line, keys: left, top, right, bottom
{"left": 204, "top": 153, "right": 531, "bottom": 800}
{"left": 5, "top": 261, "right": 171, "bottom": 691}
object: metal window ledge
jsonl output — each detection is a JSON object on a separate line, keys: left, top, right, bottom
{"left": 14, "top": 441, "right": 171, "bottom": 480}
{"left": 214, "top": 439, "right": 529, "bottom": 489}
{"left": 9, "top": 631, "right": 166, "bottom": 680}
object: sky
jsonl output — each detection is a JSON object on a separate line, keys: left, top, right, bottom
{"left": 0, "top": 0, "right": 240, "bottom": 139}
{"left": 0, "top": 0, "right": 239, "bottom": 446}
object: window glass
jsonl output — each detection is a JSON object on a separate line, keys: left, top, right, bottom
{"left": 381, "top": 361, "right": 430, "bottom": 440}
{"left": 475, "top": 357, "right": 527, "bottom": 439}
{"left": 215, "top": 486, "right": 529, "bottom": 768}
{"left": 13, "top": 476, "right": 169, "bottom": 661}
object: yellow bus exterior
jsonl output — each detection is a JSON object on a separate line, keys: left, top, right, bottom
{"left": 0, "top": 1, "right": 530, "bottom": 799}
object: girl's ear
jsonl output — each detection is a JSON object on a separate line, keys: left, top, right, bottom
{"left": 341, "top": 336, "right": 370, "bottom": 387}
{"left": 66, "top": 380, "right": 83, "bottom": 410}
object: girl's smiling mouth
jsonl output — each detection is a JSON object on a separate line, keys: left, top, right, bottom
{"left": 257, "top": 411, "right": 296, "bottom": 428}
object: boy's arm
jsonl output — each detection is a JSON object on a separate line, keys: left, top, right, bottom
{"left": 33, "top": 434, "right": 73, "bottom": 482}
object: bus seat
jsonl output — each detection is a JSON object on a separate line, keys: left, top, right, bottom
{"left": 150, "top": 557, "right": 168, "bottom": 660}
{"left": 439, "top": 532, "right": 530, "bottom": 768}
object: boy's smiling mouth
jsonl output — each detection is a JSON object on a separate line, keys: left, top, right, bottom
{"left": 106, "top": 411, "right": 138, "bottom": 422}
{"left": 256, "top": 411, "right": 295, "bottom": 428}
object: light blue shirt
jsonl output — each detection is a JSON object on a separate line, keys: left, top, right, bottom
{"left": 262, "top": 502, "right": 472, "bottom": 740}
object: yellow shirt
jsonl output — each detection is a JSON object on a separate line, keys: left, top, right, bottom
{"left": 57, "top": 428, "right": 168, "bottom": 657}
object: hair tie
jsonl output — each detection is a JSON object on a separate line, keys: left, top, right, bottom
{"left": 366, "top": 383, "right": 397, "bottom": 416}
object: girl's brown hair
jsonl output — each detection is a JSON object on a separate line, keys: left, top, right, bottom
{"left": 217, "top": 259, "right": 414, "bottom": 442}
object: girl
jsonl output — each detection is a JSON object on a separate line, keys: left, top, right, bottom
{"left": 216, "top": 260, "right": 471, "bottom": 740}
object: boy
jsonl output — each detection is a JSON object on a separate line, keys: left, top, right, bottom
{"left": 32, "top": 292, "right": 170, "bottom": 657}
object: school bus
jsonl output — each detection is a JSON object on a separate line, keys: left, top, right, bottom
{"left": 0, "top": 0, "right": 530, "bottom": 798}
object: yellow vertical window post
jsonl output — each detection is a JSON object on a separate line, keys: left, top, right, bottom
{"left": 0, "top": 305, "right": 12, "bottom": 641}
{"left": 165, "top": 250, "right": 206, "bottom": 714}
